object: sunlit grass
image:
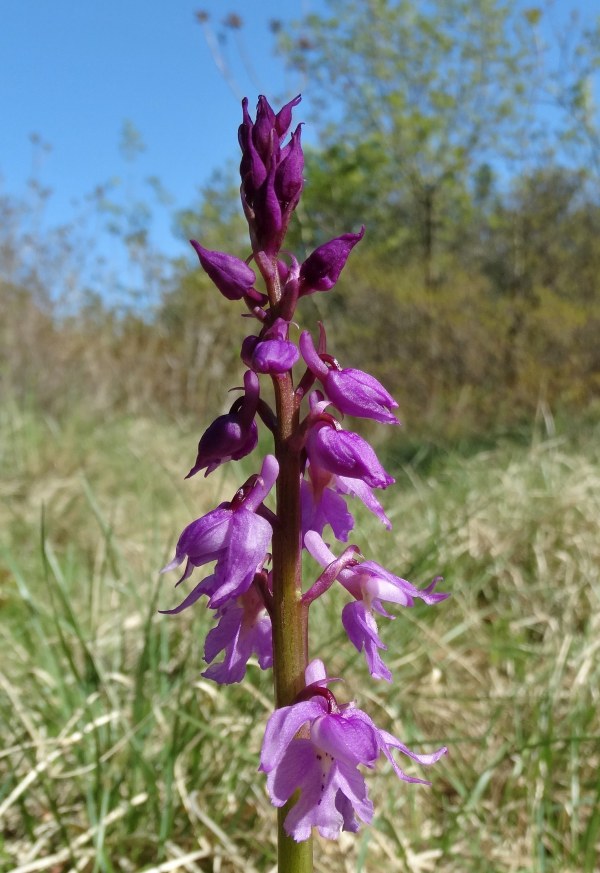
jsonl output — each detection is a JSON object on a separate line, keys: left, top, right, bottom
{"left": 1, "top": 402, "right": 599, "bottom": 872}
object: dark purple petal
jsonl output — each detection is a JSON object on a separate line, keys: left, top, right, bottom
{"left": 306, "top": 424, "right": 395, "bottom": 489}
{"left": 186, "top": 371, "right": 260, "bottom": 478}
{"left": 238, "top": 97, "right": 253, "bottom": 152}
{"left": 299, "top": 227, "right": 365, "bottom": 293}
{"left": 298, "top": 330, "right": 329, "bottom": 379}
{"left": 190, "top": 242, "right": 255, "bottom": 301}
{"left": 253, "top": 165, "right": 283, "bottom": 254}
{"left": 275, "top": 94, "right": 301, "bottom": 137}
{"left": 275, "top": 124, "right": 304, "bottom": 206}
{"left": 186, "top": 417, "right": 258, "bottom": 478}
{"left": 326, "top": 368, "right": 399, "bottom": 424}
{"left": 253, "top": 95, "right": 277, "bottom": 160}
{"left": 253, "top": 339, "right": 299, "bottom": 374}
{"left": 245, "top": 323, "right": 300, "bottom": 374}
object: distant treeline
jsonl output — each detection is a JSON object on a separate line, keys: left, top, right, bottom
{"left": 2, "top": 159, "right": 600, "bottom": 437}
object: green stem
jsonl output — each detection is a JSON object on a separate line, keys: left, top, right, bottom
{"left": 269, "top": 292, "right": 313, "bottom": 870}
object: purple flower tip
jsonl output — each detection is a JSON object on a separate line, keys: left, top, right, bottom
{"left": 191, "top": 241, "right": 255, "bottom": 300}
{"left": 300, "top": 227, "right": 365, "bottom": 293}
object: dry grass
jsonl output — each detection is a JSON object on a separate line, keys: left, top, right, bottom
{"left": 1, "top": 402, "right": 599, "bottom": 872}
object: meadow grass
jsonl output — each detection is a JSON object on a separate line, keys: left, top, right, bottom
{"left": 1, "top": 400, "right": 599, "bottom": 873}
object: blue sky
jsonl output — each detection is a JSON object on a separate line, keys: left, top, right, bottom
{"left": 1, "top": 0, "right": 596, "bottom": 301}
{"left": 1, "top": 0, "right": 321, "bottom": 269}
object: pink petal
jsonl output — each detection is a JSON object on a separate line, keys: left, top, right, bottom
{"left": 260, "top": 699, "right": 326, "bottom": 773}
{"left": 311, "top": 712, "right": 379, "bottom": 767}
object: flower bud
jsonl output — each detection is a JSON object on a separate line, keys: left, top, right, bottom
{"left": 275, "top": 125, "right": 304, "bottom": 206}
{"left": 275, "top": 94, "right": 302, "bottom": 138}
{"left": 300, "top": 227, "right": 365, "bottom": 293}
{"left": 186, "top": 371, "right": 260, "bottom": 477}
{"left": 242, "top": 318, "right": 299, "bottom": 375}
{"left": 191, "top": 241, "right": 256, "bottom": 301}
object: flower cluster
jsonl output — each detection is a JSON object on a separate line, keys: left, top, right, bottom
{"left": 162, "top": 95, "right": 448, "bottom": 845}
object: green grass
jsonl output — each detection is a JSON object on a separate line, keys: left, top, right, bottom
{"left": 1, "top": 400, "right": 599, "bottom": 872}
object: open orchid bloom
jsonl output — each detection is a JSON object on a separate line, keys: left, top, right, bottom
{"left": 305, "top": 532, "right": 449, "bottom": 680}
{"left": 260, "top": 660, "right": 447, "bottom": 841}
{"left": 161, "top": 455, "right": 278, "bottom": 610}
{"left": 301, "top": 460, "right": 392, "bottom": 543}
{"left": 305, "top": 419, "right": 395, "bottom": 490}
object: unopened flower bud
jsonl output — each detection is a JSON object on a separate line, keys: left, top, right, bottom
{"left": 191, "top": 241, "right": 256, "bottom": 300}
{"left": 275, "top": 125, "right": 304, "bottom": 206}
{"left": 242, "top": 318, "right": 299, "bottom": 375}
{"left": 300, "top": 227, "right": 365, "bottom": 293}
{"left": 275, "top": 94, "right": 301, "bottom": 138}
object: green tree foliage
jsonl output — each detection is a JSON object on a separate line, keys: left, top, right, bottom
{"left": 279, "top": 0, "right": 538, "bottom": 284}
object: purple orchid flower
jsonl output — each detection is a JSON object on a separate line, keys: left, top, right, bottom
{"left": 299, "top": 227, "right": 365, "bottom": 294}
{"left": 305, "top": 414, "right": 395, "bottom": 491}
{"left": 305, "top": 532, "right": 449, "bottom": 680}
{"left": 301, "top": 458, "right": 392, "bottom": 543}
{"left": 187, "top": 370, "right": 259, "bottom": 478}
{"left": 201, "top": 581, "right": 272, "bottom": 684}
{"left": 241, "top": 318, "right": 299, "bottom": 375}
{"left": 160, "top": 455, "right": 278, "bottom": 610}
{"left": 260, "top": 659, "right": 447, "bottom": 841}
{"left": 299, "top": 329, "right": 399, "bottom": 424}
